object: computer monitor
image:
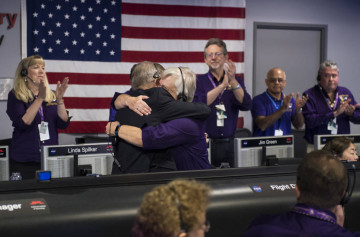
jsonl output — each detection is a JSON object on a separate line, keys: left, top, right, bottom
{"left": 41, "top": 143, "right": 114, "bottom": 178}
{"left": 314, "top": 134, "right": 360, "bottom": 151}
{"left": 0, "top": 146, "right": 9, "bottom": 181}
{"left": 234, "top": 135, "right": 294, "bottom": 167}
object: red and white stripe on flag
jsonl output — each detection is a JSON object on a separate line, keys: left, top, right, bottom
{"left": 21, "top": 0, "right": 245, "bottom": 133}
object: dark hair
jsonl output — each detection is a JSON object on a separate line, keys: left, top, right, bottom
{"left": 204, "top": 38, "right": 228, "bottom": 58}
{"left": 322, "top": 136, "right": 353, "bottom": 159}
{"left": 297, "top": 150, "right": 347, "bottom": 209}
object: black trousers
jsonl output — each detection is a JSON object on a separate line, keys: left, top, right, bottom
{"left": 10, "top": 159, "right": 41, "bottom": 180}
{"left": 210, "top": 138, "right": 234, "bottom": 168}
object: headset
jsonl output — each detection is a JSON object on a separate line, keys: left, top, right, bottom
{"left": 153, "top": 63, "right": 160, "bottom": 80}
{"left": 328, "top": 149, "right": 356, "bottom": 206}
{"left": 177, "top": 67, "right": 187, "bottom": 102}
{"left": 20, "top": 58, "right": 30, "bottom": 78}
{"left": 20, "top": 57, "right": 37, "bottom": 84}
{"left": 340, "top": 161, "right": 356, "bottom": 206}
{"left": 170, "top": 186, "right": 188, "bottom": 233}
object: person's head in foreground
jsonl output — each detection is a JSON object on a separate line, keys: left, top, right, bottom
{"left": 131, "top": 179, "right": 211, "bottom": 237}
{"left": 296, "top": 150, "right": 347, "bottom": 210}
{"left": 322, "top": 136, "right": 359, "bottom": 162}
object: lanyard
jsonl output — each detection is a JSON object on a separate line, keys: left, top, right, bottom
{"left": 265, "top": 91, "right": 283, "bottom": 110}
{"left": 319, "top": 86, "right": 339, "bottom": 111}
{"left": 207, "top": 72, "right": 225, "bottom": 103}
{"left": 39, "top": 104, "right": 44, "bottom": 121}
{"left": 265, "top": 91, "right": 283, "bottom": 129}
{"left": 291, "top": 204, "right": 336, "bottom": 224}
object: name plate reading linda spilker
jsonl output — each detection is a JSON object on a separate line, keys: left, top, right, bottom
{"left": 47, "top": 143, "right": 113, "bottom": 156}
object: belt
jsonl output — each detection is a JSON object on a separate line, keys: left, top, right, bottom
{"left": 211, "top": 137, "right": 233, "bottom": 143}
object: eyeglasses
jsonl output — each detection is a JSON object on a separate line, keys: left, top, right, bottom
{"left": 153, "top": 71, "right": 160, "bottom": 79}
{"left": 202, "top": 220, "right": 210, "bottom": 233}
{"left": 268, "top": 78, "right": 285, "bottom": 84}
{"left": 205, "top": 52, "right": 224, "bottom": 58}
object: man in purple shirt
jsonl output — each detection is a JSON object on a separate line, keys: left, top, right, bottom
{"left": 193, "top": 38, "right": 252, "bottom": 168}
{"left": 244, "top": 150, "right": 360, "bottom": 237}
{"left": 251, "top": 68, "right": 307, "bottom": 137}
{"left": 303, "top": 60, "right": 360, "bottom": 148}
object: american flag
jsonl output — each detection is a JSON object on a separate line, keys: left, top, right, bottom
{"left": 22, "top": 0, "right": 245, "bottom": 133}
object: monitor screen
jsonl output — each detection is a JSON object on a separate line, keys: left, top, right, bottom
{"left": 234, "top": 136, "right": 294, "bottom": 167}
{"left": 314, "top": 134, "right": 360, "bottom": 151}
{"left": 0, "top": 146, "right": 9, "bottom": 181}
{"left": 41, "top": 143, "right": 114, "bottom": 178}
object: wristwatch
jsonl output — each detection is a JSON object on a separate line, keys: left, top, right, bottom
{"left": 232, "top": 83, "right": 242, "bottom": 90}
{"left": 114, "top": 124, "right": 121, "bottom": 137}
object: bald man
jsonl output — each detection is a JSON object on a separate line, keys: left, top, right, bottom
{"left": 251, "top": 68, "right": 308, "bottom": 136}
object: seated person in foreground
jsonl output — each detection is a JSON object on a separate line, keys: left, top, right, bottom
{"left": 322, "top": 136, "right": 359, "bottom": 162}
{"left": 131, "top": 179, "right": 211, "bottom": 237}
{"left": 244, "top": 150, "right": 360, "bottom": 237}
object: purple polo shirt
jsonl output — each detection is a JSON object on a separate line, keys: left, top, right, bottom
{"left": 193, "top": 71, "right": 252, "bottom": 138}
{"left": 142, "top": 118, "right": 210, "bottom": 170}
{"left": 244, "top": 203, "right": 360, "bottom": 237}
{"left": 251, "top": 91, "right": 296, "bottom": 136}
{"left": 303, "top": 85, "right": 360, "bottom": 144}
{"left": 6, "top": 90, "right": 70, "bottom": 163}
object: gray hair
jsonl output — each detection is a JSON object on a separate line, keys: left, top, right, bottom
{"left": 162, "top": 67, "right": 196, "bottom": 102}
{"left": 204, "top": 38, "right": 228, "bottom": 58}
{"left": 317, "top": 60, "right": 339, "bottom": 81}
{"left": 131, "top": 61, "right": 159, "bottom": 90}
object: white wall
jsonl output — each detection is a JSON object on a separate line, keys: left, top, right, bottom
{"left": 1, "top": 0, "right": 360, "bottom": 143}
{"left": 244, "top": 0, "right": 360, "bottom": 133}
{"left": 0, "top": 0, "right": 21, "bottom": 141}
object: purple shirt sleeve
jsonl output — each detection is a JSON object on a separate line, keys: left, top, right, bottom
{"left": 6, "top": 90, "right": 70, "bottom": 162}
{"left": 251, "top": 92, "right": 295, "bottom": 136}
{"left": 303, "top": 85, "right": 360, "bottom": 143}
{"left": 193, "top": 72, "right": 252, "bottom": 138}
{"left": 142, "top": 119, "right": 199, "bottom": 150}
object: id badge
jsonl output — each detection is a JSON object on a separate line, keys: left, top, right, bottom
{"left": 287, "top": 102, "right": 293, "bottom": 111}
{"left": 274, "top": 129, "right": 283, "bottom": 136}
{"left": 327, "top": 118, "right": 338, "bottom": 134}
{"left": 38, "top": 121, "right": 50, "bottom": 141}
{"left": 216, "top": 104, "right": 227, "bottom": 127}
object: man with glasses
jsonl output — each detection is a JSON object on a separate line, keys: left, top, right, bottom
{"left": 302, "top": 60, "right": 360, "bottom": 151}
{"left": 193, "top": 38, "right": 252, "bottom": 168}
{"left": 251, "top": 68, "right": 307, "bottom": 136}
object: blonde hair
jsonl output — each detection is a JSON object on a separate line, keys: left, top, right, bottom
{"left": 161, "top": 67, "right": 197, "bottom": 102}
{"left": 132, "top": 179, "right": 210, "bottom": 237}
{"left": 13, "top": 55, "right": 56, "bottom": 103}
